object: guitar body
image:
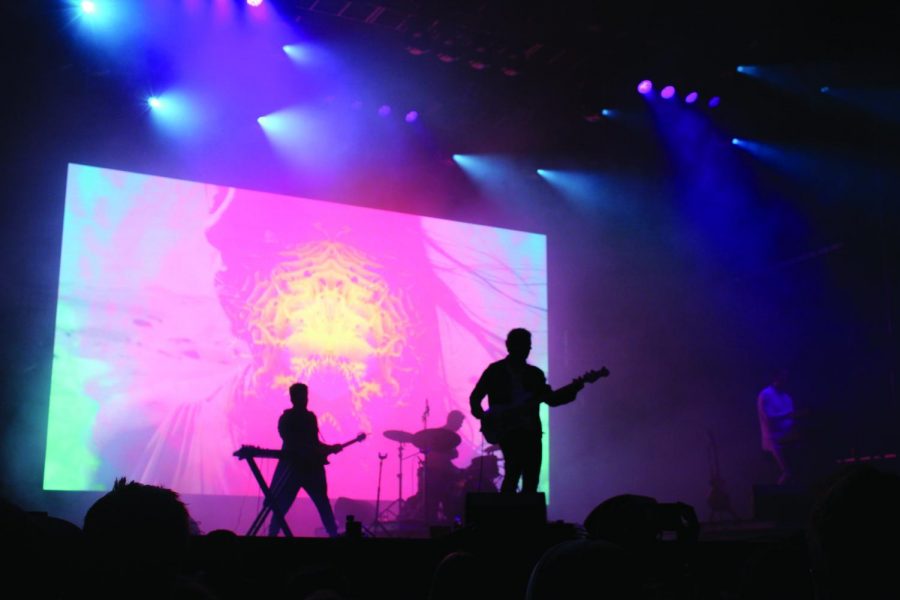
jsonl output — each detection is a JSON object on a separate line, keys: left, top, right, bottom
{"left": 479, "top": 368, "right": 609, "bottom": 444}
{"left": 480, "top": 408, "right": 532, "bottom": 444}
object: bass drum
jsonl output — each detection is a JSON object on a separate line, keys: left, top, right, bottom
{"left": 463, "top": 454, "right": 501, "bottom": 494}
{"left": 398, "top": 464, "right": 467, "bottom": 524}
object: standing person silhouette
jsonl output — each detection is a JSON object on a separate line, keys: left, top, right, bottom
{"left": 469, "top": 328, "right": 588, "bottom": 494}
{"left": 757, "top": 369, "right": 803, "bottom": 485}
{"left": 267, "top": 383, "right": 340, "bottom": 537}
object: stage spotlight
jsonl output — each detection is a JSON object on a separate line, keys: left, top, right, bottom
{"left": 147, "top": 92, "right": 197, "bottom": 139}
{"left": 283, "top": 44, "right": 312, "bottom": 63}
{"left": 377, "top": 105, "right": 391, "bottom": 117}
{"left": 247, "top": 0, "right": 263, "bottom": 6}
{"left": 708, "top": 96, "right": 721, "bottom": 108}
{"left": 536, "top": 169, "right": 548, "bottom": 177}
{"left": 731, "top": 138, "right": 741, "bottom": 145}
{"left": 72, "top": 0, "right": 123, "bottom": 33}
{"left": 637, "top": 80, "right": 653, "bottom": 95}
{"left": 404, "top": 111, "right": 419, "bottom": 123}
{"left": 736, "top": 65, "right": 747, "bottom": 73}
{"left": 820, "top": 86, "right": 830, "bottom": 93}
{"left": 661, "top": 86, "right": 676, "bottom": 100}
{"left": 685, "top": 92, "right": 699, "bottom": 104}
{"left": 601, "top": 109, "right": 612, "bottom": 117}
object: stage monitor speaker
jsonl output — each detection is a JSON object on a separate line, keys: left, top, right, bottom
{"left": 465, "top": 492, "right": 547, "bottom": 530}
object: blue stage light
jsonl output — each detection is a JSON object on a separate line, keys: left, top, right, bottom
{"left": 283, "top": 44, "right": 310, "bottom": 63}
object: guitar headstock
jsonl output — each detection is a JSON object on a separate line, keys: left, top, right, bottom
{"left": 233, "top": 445, "right": 259, "bottom": 459}
{"left": 581, "top": 367, "right": 610, "bottom": 383}
{"left": 355, "top": 432, "right": 367, "bottom": 443}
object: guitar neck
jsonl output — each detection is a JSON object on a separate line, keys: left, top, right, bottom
{"left": 330, "top": 435, "right": 366, "bottom": 454}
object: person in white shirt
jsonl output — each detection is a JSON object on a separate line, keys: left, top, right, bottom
{"left": 757, "top": 369, "right": 798, "bottom": 485}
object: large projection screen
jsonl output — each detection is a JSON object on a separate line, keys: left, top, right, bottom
{"left": 45, "top": 164, "right": 548, "bottom": 501}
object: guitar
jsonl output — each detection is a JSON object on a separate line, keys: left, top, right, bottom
{"left": 319, "top": 432, "right": 367, "bottom": 465}
{"left": 706, "top": 429, "right": 738, "bottom": 521}
{"left": 479, "top": 368, "right": 609, "bottom": 444}
{"left": 234, "top": 432, "right": 367, "bottom": 465}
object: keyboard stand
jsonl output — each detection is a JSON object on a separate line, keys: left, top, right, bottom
{"left": 234, "top": 447, "right": 293, "bottom": 537}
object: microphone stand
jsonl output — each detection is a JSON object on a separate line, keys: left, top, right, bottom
{"left": 422, "top": 398, "right": 430, "bottom": 528}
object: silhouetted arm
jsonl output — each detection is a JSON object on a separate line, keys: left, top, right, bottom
{"left": 544, "top": 373, "right": 585, "bottom": 407}
{"left": 470, "top": 369, "right": 489, "bottom": 419}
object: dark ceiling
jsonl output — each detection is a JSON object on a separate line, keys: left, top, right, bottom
{"left": 283, "top": 1, "right": 900, "bottom": 77}
{"left": 275, "top": 0, "right": 900, "bottom": 154}
{"left": 2, "top": 1, "right": 899, "bottom": 161}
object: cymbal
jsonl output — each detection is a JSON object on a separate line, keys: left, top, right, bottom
{"left": 412, "top": 428, "right": 461, "bottom": 452}
{"left": 383, "top": 429, "right": 415, "bottom": 444}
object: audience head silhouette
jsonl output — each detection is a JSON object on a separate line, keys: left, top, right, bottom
{"left": 84, "top": 477, "right": 191, "bottom": 554}
{"left": 82, "top": 477, "right": 195, "bottom": 597}
{"left": 428, "top": 551, "right": 490, "bottom": 600}
{"left": 584, "top": 494, "right": 661, "bottom": 550}
{"left": 526, "top": 539, "right": 637, "bottom": 600}
{"left": 809, "top": 466, "right": 900, "bottom": 599}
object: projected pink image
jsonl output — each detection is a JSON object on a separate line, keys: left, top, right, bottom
{"left": 47, "top": 164, "right": 547, "bottom": 500}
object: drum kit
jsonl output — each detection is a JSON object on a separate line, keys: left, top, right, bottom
{"left": 372, "top": 426, "right": 501, "bottom": 531}
{"left": 383, "top": 428, "right": 462, "bottom": 452}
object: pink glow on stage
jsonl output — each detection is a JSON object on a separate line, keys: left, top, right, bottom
{"left": 47, "top": 164, "right": 548, "bottom": 504}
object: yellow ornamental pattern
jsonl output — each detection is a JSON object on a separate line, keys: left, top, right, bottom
{"left": 245, "top": 241, "right": 411, "bottom": 430}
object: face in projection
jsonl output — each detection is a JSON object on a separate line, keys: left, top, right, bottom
{"left": 242, "top": 240, "right": 412, "bottom": 435}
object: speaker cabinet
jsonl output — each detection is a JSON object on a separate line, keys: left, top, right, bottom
{"left": 464, "top": 492, "right": 547, "bottom": 529}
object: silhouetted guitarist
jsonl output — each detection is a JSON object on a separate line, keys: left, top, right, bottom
{"left": 470, "top": 328, "right": 608, "bottom": 494}
{"left": 267, "top": 383, "right": 342, "bottom": 537}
